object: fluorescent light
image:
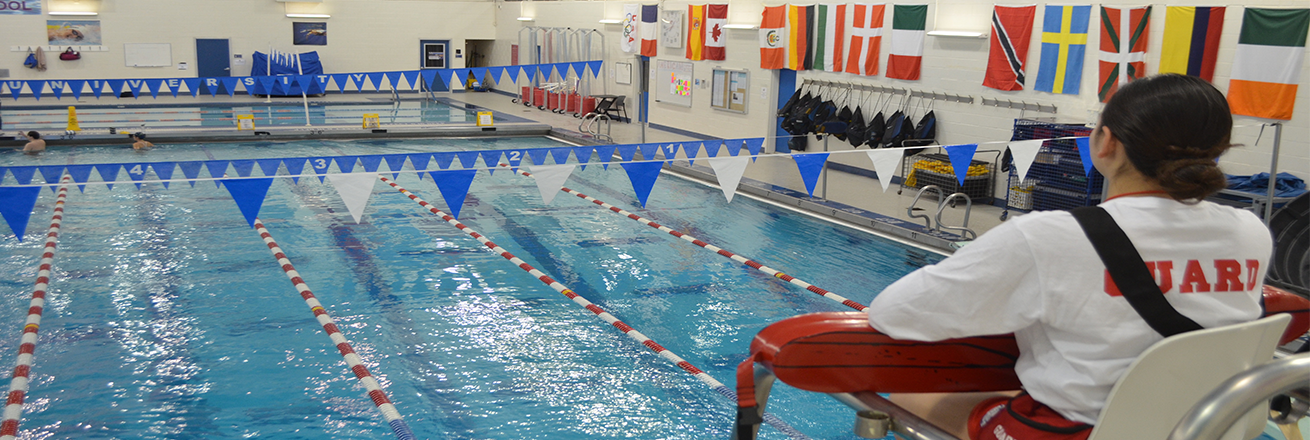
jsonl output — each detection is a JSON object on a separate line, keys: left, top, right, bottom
{"left": 722, "top": 24, "right": 758, "bottom": 30}
{"left": 286, "top": 13, "right": 331, "bottom": 18}
{"left": 598, "top": 19, "right": 623, "bottom": 24}
{"left": 517, "top": 16, "right": 534, "bottom": 22}
{"left": 49, "top": 11, "right": 97, "bottom": 16}
{"left": 927, "top": 30, "right": 987, "bottom": 38}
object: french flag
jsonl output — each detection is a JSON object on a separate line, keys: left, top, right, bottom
{"left": 641, "top": 5, "right": 658, "bottom": 57}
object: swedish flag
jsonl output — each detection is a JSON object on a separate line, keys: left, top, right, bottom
{"left": 1035, "top": 5, "right": 1091, "bottom": 95}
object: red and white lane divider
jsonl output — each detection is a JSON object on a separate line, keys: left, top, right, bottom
{"left": 379, "top": 176, "right": 810, "bottom": 440}
{"left": 506, "top": 165, "right": 866, "bottom": 312}
{"left": 0, "top": 176, "right": 71, "bottom": 440}
{"left": 252, "top": 219, "right": 415, "bottom": 440}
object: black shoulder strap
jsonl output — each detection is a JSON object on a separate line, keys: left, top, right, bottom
{"left": 1070, "top": 207, "right": 1204, "bottom": 337}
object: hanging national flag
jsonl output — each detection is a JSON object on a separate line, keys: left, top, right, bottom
{"left": 845, "top": 4, "right": 886, "bottom": 76}
{"left": 813, "top": 4, "right": 847, "bottom": 72}
{"left": 687, "top": 4, "right": 707, "bottom": 60}
{"left": 1098, "top": 6, "right": 1152, "bottom": 102}
{"left": 641, "top": 4, "right": 659, "bottom": 57}
{"left": 983, "top": 5, "right": 1036, "bottom": 91}
{"left": 1034, "top": 5, "right": 1092, "bottom": 95}
{"left": 760, "top": 5, "right": 788, "bottom": 69}
{"left": 1159, "top": 7, "right": 1225, "bottom": 82}
{"left": 705, "top": 4, "right": 728, "bottom": 61}
{"left": 1229, "top": 8, "right": 1310, "bottom": 120}
{"left": 887, "top": 4, "right": 927, "bottom": 80}
{"left": 622, "top": 4, "right": 640, "bottom": 54}
{"left": 787, "top": 5, "right": 813, "bottom": 70}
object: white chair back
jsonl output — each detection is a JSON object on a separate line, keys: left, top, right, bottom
{"left": 1089, "top": 314, "right": 1291, "bottom": 440}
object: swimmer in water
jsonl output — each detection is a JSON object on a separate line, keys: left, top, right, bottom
{"left": 301, "top": 29, "right": 327, "bottom": 36}
{"left": 47, "top": 27, "right": 85, "bottom": 42}
{"left": 131, "top": 133, "right": 154, "bottom": 150}
{"left": 20, "top": 131, "right": 45, "bottom": 154}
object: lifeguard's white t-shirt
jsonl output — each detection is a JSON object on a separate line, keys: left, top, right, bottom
{"left": 867, "top": 197, "right": 1271, "bottom": 424}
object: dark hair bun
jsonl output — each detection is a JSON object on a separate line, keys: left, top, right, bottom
{"left": 1155, "top": 158, "right": 1227, "bottom": 201}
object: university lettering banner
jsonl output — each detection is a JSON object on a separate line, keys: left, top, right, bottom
{"left": 983, "top": 5, "right": 1036, "bottom": 91}
{"left": 0, "top": 0, "right": 40, "bottom": 14}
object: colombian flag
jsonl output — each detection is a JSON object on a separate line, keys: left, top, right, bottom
{"left": 1159, "top": 7, "right": 1225, "bottom": 82}
{"left": 687, "top": 5, "right": 707, "bottom": 61}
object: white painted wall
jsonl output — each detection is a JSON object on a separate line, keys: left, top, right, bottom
{"left": 493, "top": 0, "right": 1308, "bottom": 181}
{"left": 0, "top": 0, "right": 494, "bottom": 81}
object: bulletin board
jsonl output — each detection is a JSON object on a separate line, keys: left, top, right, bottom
{"left": 654, "top": 60, "right": 692, "bottom": 107}
{"left": 123, "top": 43, "right": 172, "bottom": 67}
{"left": 711, "top": 68, "right": 748, "bottom": 113}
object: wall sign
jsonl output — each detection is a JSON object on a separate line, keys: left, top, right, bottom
{"left": 0, "top": 1, "right": 41, "bottom": 15}
{"left": 711, "top": 68, "right": 748, "bottom": 114}
{"left": 654, "top": 60, "right": 692, "bottom": 107}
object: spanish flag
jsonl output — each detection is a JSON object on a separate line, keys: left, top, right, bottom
{"left": 687, "top": 4, "right": 707, "bottom": 61}
{"left": 759, "top": 5, "right": 787, "bottom": 69}
{"left": 1159, "top": 7, "right": 1225, "bottom": 82}
{"left": 1228, "top": 8, "right": 1310, "bottom": 120}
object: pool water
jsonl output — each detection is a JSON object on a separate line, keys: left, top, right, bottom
{"left": 0, "top": 138, "right": 942, "bottom": 439}
{"left": 2, "top": 101, "right": 483, "bottom": 132}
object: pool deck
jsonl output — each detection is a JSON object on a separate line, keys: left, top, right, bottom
{"left": 1, "top": 89, "right": 1009, "bottom": 249}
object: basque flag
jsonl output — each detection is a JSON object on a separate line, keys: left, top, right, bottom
{"left": 1159, "top": 6, "right": 1225, "bottom": 82}
{"left": 1098, "top": 6, "right": 1152, "bottom": 102}
{"left": 983, "top": 5, "right": 1036, "bottom": 91}
{"left": 641, "top": 5, "right": 659, "bottom": 57}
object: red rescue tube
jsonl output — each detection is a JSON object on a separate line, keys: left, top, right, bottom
{"left": 1263, "top": 285, "right": 1310, "bottom": 345}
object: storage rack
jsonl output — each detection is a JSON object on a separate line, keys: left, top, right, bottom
{"left": 1002, "top": 119, "right": 1103, "bottom": 220}
{"left": 899, "top": 150, "right": 1000, "bottom": 205}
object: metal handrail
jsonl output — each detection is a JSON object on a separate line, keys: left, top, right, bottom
{"left": 935, "top": 193, "right": 977, "bottom": 240}
{"left": 906, "top": 185, "right": 945, "bottom": 230}
{"left": 1168, "top": 353, "right": 1310, "bottom": 440}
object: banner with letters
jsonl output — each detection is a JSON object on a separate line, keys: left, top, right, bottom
{"left": 0, "top": 0, "right": 41, "bottom": 15}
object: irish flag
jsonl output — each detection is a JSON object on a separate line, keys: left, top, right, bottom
{"left": 1229, "top": 8, "right": 1310, "bottom": 120}
{"left": 812, "top": 4, "right": 846, "bottom": 72}
{"left": 759, "top": 5, "right": 788, "bottom": 69}
{"left": 887, "top": 4, "right": 927, "bottom": 80}
{"left": 687, "top": 5, "right": 706, "bottom": 61}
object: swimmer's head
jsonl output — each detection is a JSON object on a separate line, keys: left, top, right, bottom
{"left": 1097, "top": 74, "right": 1231, "bottom": 201}
{"left": 68, "top": 29, "right": 84, "bottom": 41}
{"left": 133, "top": 132, "right": 146, "bottom": 140}
{"left": 27, "top": 131, "right": 40, "bottom": 140}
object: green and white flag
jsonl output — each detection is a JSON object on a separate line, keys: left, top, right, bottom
{"left": 887, "top": 4, "right": 927, "bottom": 80}
{"left": 1228, "top": 8, "right": 1309, "bottom": 120}
{"left": 812, "top": 4, "right": 848, "bottom": 72}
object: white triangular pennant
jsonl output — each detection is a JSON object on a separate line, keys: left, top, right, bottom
{"left": 1008, "top": 140, "right": 1044, "bottom": 184}
{"left": 865, "top": 149, "right": 902, "bottom": 193}
{"left": 326, "top": 173, "right": 379, "bottom": 224}
{"left": 706, "top": 156, "right": 750, "bottom": 203}
{"left": 528, "top": 164, "right": 575, "bottom": 205}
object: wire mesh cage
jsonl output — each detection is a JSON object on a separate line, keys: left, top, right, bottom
{"left": 1004, "top": 120, "right": 1104, "bottom": 218}
{"left": 900, "top": 152, "right": 996, "bottom": 203}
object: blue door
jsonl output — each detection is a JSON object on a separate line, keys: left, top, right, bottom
{"left": 195, "top": 39, "right": 230, "bottom": 94}
{"left": 419, "top": 40, "right": 449, "bottom": 92}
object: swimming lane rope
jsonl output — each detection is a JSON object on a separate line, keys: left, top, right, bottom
{"left": 251, "top": 219, "right": 416, "bottom": 440}
{"left": 378, "top": 176, "right": 811, "bottom": 440}
{"left": 0, "top": 176, "right": 71, "bottom": 440}
{"left": 504, "top": 165, "right": 867, "bottom": 312}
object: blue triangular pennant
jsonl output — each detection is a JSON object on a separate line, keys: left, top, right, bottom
{"left": 433, "top": 152, "right": 456, "bottom": 170}
{"left": 639, "top": 143, "right": 660, "bottom": 160}
{"left": 181, "top": 78, "right": 201, "bottom": 97}
{"left": 621, "top": 162, "right": 665, "bottom": 208}
{"left": 152, "top": 162, "right": 175, "bottom": 189}
{"left": 0, "top": 187, "right": 41, "bottom": 242}
{"left": 587, "top": 61, "right": 603, "bottom": 78}
{"left": 685, "top": 142, "right": 702, "bottom": 166}
{"left": 435, "top": 70, "right": 453, "bottom": 90}
{"left": 26, "top": 80, "right": 45, "bottom": 101}
{"left": 93, "top": 164, "right": 120, "bottom": 190}
{"left": 1074, "top": 137, "right": 1093, "bottom": 176}
{"left": 205, "top": 160, "right": 230, "bottom": 187}
{"left": 408, "top": 153, "right": 432, "bottom": 175}
{"left": 65, "top": 165, "right": 93, "bottom": 192}
{"left": 202, "top": 79, "right": 220, "bottom": 97}
{"left": 5, "top": 81, "right": 22, "bottom": 100}
{"left": 429, "top": 170, "right": 478, "bottom": 219}
{"left": 725, "top": 139, "right": 744, "bottom": 156}
{"left": 48, "top": 81, "right": 64, "bottom": 100}
{"left": 360, "top": 155, "right": 384, "bottom": 173}
{"left": 704, "top": 141, "right": 723, "bottom": 158}
{"left": 106, "top": 79, "right": 125, "bottom": 98}
{"left": 402, "top": 71, "right": 421, "bottom": 90}
{"left": 295, "top": 75, "right": 315, "bottom": 92}
{"left": 330, "top": 74, "right": 352, "bottom": 92}
{"left": 8, "top": 167, "right": 35, "bottom": 185}
{"left": 231, "top": 159, "right": 256, "bottom": 177}
{"left": 334, "top": 156, "right": 359, "bottom": 173}
{"left": 366, "top": 73, "right": 386, "bottom": 91}
{"left": 569, "top": 62, "right": 586, "bottom": 78}
{"left": 617, "top": 144, "right": 639, "bottom": 162}
{"left": 455, "top": 151, "right": 481, "bottom": 169}
{"left": 659, "top": 143, "right": 679, "bottom": 160}
{"left": 451, "top": 69, "right": 468, "bottom": 85}
{"left": 126, "top": 163, "right": 149, "bottom": 189}
{"left": 257, "top": 76, "right": 276, "bottom": 95}
{"left": 165, "top": 79, "right": 181, "bottom": 97}
{"left": 744, "top": 138, "right": 765, "bottom": 162}
{"left": 469, "top": 68, "right": 487, "bottom": 85}
{"left": 421, "top": 70, "right": 439, "bottom": 90}
{"left": 505, "top": 150, "right": 525, "bottom": 171}
{"left": 145, "top": 79, "right": 165, "bottom": 99}
{"left": 283, "top": 158, "right": 307, "bottom": 184}
{"left": 549, "top": 148, "right": 573, "bottom": 165}
{"left": 594, "top": 145, "right": 617, "bottom": 170}
{"left": 488, "top": 67, "right": 505, "bottom": 85}
{"left": 67, "top": 80, "right": 86, "bottom": 100}
{"left": 178, "top": 161, "right": 204, "bottom": 187}
{"left": 527, "top": 149, "right": 550, "bottom": 166}
{"left": 573, "top": 147, "right": 594, "bottom": 170}
{"left": 219, "top": 78, "right": 239, "bottom": 97}
{"left": 308, "top": 157, "right": 333, "bottom": 183}
{"left": 256, "top": 158, "right": 282, "bottom": 177}
{"left": 126, "top": 79, "right": 144, "bottom": 98}
{"left": 384, "top": 71, "right": 403, "bottom": 89}
{"left": 479, "top": 151, "right": 502, "bottom": 175}
{"left": 793, "top": 153, "right": 830, "bottom": 197}
{"left": 382, "top": 154, "right": 407, "bottom": 179}
{"left": 943, "top": 144, "right": 980, "bottom": 186}
{"left": 222, "top": 178, "right": 275, "bottom": 228}
{"left": 507, "top": 66, "right": 523, "bottom": 82}
{"left": 37, "top": 166, "right": 64, "bottom": 189}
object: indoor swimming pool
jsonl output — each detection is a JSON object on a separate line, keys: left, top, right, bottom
{"left": 1, "top": 100, "right": 501, "bottom": 132}
{"left": 0, "top": 138, "right": 943, "bottom": 439}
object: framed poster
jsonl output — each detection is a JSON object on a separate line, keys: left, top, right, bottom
{"left": 655, "top": 60, "right": 693, "bottom": 107}
{"left": 293, "top": 22, "right": 327, "bottom": 46}
{"left": 661, "top": 10, "right": 683, "bottom": 48}
{"left": 711, "top": 68, "right": 748, "bottom": 113}
{"left": 615, "top": 62, "right": 632, "bottom": 85}
{"left": 421, "top": 41, "right": 448, "bottom": 69}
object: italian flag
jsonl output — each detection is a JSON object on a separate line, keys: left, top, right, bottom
{"left": 812, "top": 4, "right": 847, "bottom": 72}
{"left": 887, "top": 4, "right": 927, "bottom": 80}
{"left": 1228, "top": 8, "right": 1310, "bottom": 120}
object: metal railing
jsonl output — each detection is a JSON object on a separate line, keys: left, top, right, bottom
{"left": 1169, "top": 353, "right": 1310, "bottom": 440}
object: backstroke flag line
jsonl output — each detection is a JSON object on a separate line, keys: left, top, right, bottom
{"left": 845, "top": 4, "right": 885, "bottom": 76}
{"left": 1035, "top": 5, "right": 1091, "bottom": 95}
{"left": 1159, "top": 6, "right": 1225, "bottom": 82}
{"left": 886, "top": 4, "right": 927, "bottom": 80}
{"left": 1228, "top": 8, "right": 1309, "bottom": 121}
{"left": 983, "top": 5, "right": 1036, "bottom": 91}
{"left": 1098, "top": 6, "right": 1152, "bottom": 102}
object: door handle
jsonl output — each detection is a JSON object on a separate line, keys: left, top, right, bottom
{"left": 224, "top": 67, "right": 230, "bottom": 71}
